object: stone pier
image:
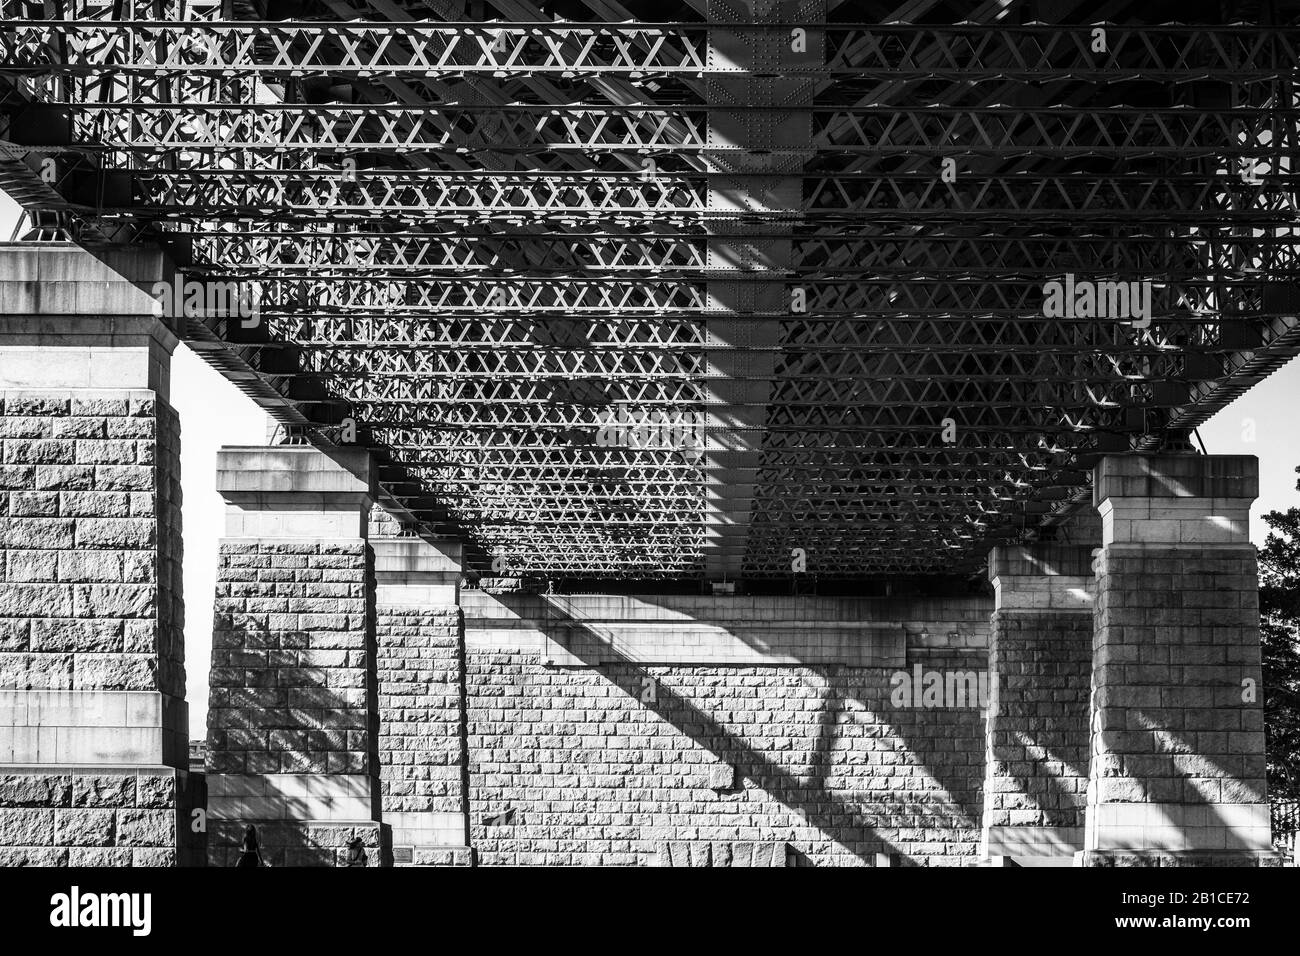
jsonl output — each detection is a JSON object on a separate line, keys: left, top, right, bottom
{"left": 981, "top": 544, "right": 1094, "bottom": 866}
{"left": 1079, "top": 454, "right": 1277, "bottom": 865}
{"left": 0, "top": 244, "right": 194, "bottom": 866}
{"left": 372, "top": 531, "right": 472, "bottom": 865}
{"left": 204, "top": 444, "right": 381, "bottom": 866}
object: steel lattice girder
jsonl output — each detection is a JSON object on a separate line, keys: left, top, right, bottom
{"left": 160, "top": 231, "right": 1300, "bottom": 277}
{"left": 186, "top": 281, "right": 1249, "bottom": 318}
{"left": 26, "top": 170, "right": 1298, "bottom": 225}
{"left": 3, "top": 22, "right": 1300, "bottom": 80}
{"left": 2, "top": 4, "right": 1300, "bottom": 580}
{"left": 10, "top": 103, "right": 1295, "bottom": 155}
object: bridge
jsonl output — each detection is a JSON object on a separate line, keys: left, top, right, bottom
{"left": 0, "top": 0, "right": 1296, "bottom": 867}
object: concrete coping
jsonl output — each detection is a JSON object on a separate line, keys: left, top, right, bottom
{"left": 0, "top": 242, "right": 182, "bottom": 334}
{"left": 1093, "top": 455, "right": 1259, "bottom": 506}
{"left": 987, "top": 544, "right": 1096, "bottom": 583}
{"left": 216, "top": 445, "right": 375, "bottom": 500}
{"left": 371, "top": 536, "right": 462, "bottom": 577}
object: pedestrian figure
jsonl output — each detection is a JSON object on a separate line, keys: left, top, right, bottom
{"left": 236, "top": 824, "right": 264, "bottom": 868}
{"left": 344, "top": 837, "right": 368, "bottom": 867}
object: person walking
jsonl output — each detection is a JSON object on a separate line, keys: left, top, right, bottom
{"left": 236, "top": 824, "right": 265, "bottom": 868}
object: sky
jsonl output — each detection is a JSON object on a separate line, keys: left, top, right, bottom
{"left": 170, "top": 345, "right": 268, "bottom": 738}
{"left": 2, "top": 192, "right": 1299, "bottom": 739}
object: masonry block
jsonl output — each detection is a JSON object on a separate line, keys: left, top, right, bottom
{"left": 0, "top": 243, "right": 192, "bottom": 866}
{"left": 1079, "top": 455, "right": 1280, "bottom": 866}
{"left": 981, "top": 545, "right": 1094, "bottom": 866}
{"left": 205, "top": 445, "right": 381, "bottom": 866}
{"left": 371, "top": 534, "right": 469, "bottom": 862}
{"left": 459, "top": 587, "right": 993, "bottom": 867}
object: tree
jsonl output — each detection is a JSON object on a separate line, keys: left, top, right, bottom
{"left": 1259, "top": 465, "right": 1300, "bottom": 800}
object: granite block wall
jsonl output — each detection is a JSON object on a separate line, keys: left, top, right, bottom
{"left": 0, "top": 391, "right": 184, "bottom": 701}
{"left": 1081, "top": 455, "right": 1277, "bottom": 865}
{"left": 207, "top": 540, "right": 375, "bottom": 776}
{"left": 983, "top": 610, "right": 1092, "bottom": 836}
{"left": 0, "top": 769, "right": 194, "bottom": 866}
{"left": 376, "top": 605, "right": 466, "bottom": 827}
{"left": 464, "top": 647, "right": 988, "bottom": 866}
{"left": 205, "top": 539, "right": 380, "bottom": 865}
{"left": 1083, "top": 545, "right": 1273, "bottom": 863}
{"left": 0, "top": 388, "right": 191, "bottom": 864}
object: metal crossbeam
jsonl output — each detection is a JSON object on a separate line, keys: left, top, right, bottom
{"left": 2, "top": 22, "right": 1297, "bottom": 80}
{"left": 11, "top": 103, "right": 1293, "bottom": 156}
{"left": 74, "top": 171, "right": 1300, "bottom": 225}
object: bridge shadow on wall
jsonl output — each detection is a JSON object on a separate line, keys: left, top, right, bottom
{"left": 1089, "top": 711, "right": 1270, "bottom": 858}
{"left": 205, "top": 606, "right": 386, "bottom": 868}
{"left": 468, "top": 592, "right": 987, "bottom": 866}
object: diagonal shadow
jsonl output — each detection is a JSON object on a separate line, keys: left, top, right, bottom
{"left": 466, "top": 593, "right": 987, "bottom": 866}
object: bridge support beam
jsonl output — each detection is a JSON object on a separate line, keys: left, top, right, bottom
{"left": 1078, "top": 454, "right": 1279, "bottom": 866}
{"left": 0, "top": 243, "right": 196, "bottom": 865}
{"left": 205, "top": 444, "right": 382, "bottom": 866}
{"left": 980, "top": 544, "right": 1094, "bottom": 866}
{"left": 371, "top": 532, "right": 472, "bottom": 866}
{"left": 700, "top": 0, "right": 823, "bottom": 580}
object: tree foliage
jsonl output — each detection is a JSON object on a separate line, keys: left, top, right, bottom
{"left": 1260, "top": 465, "right": 1300, "bottom": 800}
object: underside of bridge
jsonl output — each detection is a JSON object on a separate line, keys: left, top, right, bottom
{"left": 1, "top": 0, "right": 1299, "bottom": 868}
{"left": 5, "top": 0, "right": 1300, "bottom": 587}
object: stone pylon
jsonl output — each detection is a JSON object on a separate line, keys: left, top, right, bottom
{"left": 204, "top": 444, "right": 382, "bottom": 865}
{"left": 0, "top": 243, "right": 196, "bottom": 865}
{"left": 1078, "top": 454, "right": 1279, "bottom": 865}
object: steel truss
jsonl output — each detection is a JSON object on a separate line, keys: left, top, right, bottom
{"left": 2, "top": 1, "right": 1299, "bottom": 580}
{"left": 10, "top": 103, "right": 1294, "bottom": 156}
{"left": 69, "top": 171, "right": 1300, "bottom": 226}
{"left": 2, "top": 22, "right": 1298, "bottom": 81}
